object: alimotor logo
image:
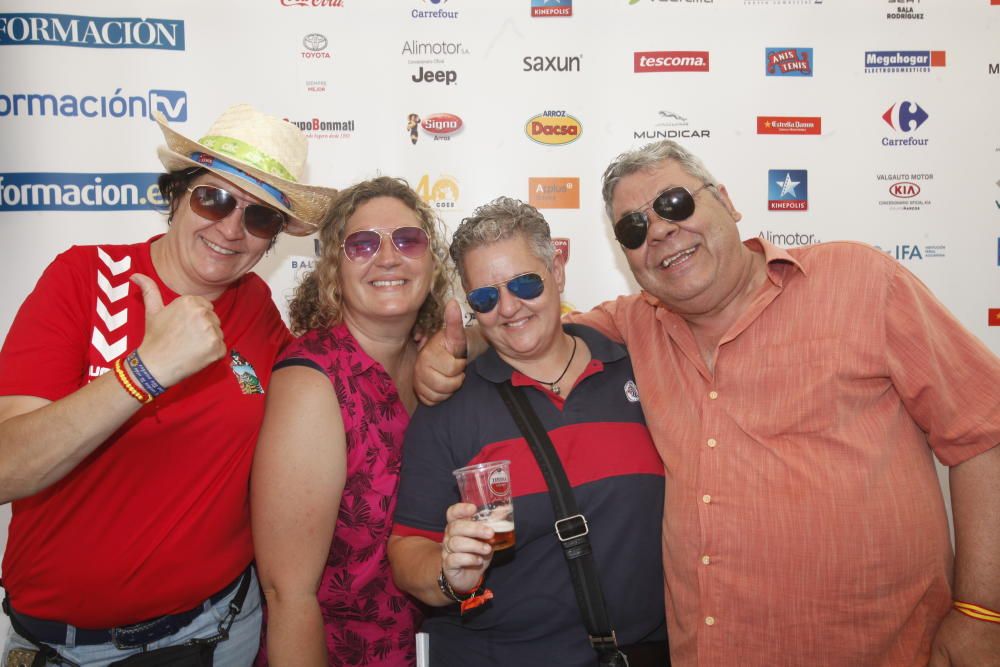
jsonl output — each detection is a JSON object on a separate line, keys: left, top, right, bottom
{"left": 757, "top": 116, "right": 821, "bottom": 135}
{"left": 0, "top": 173, "right": 165, "bottom": 211}
{"left": 525, "top": 111, "right": 582, "bottom": 146}
{"left": 528, "top": 177, "right": 580, "bottom": 209}
{"left": 865, "top": 50, "right": 945, "bottom": 73}
{"left": 0, "top": 13, "right": 184, "bottom": 50}
{"left": 0, "top": 88, "right": 187, "bottom": 121}
{"left": 768, "top": 170, "right": 808, "bottom": 211}
{"left": 634, "top": 51, "right": 709, "bottom": 72}
{"left": 765, "top": 47, "right": 813, "bottom": 76}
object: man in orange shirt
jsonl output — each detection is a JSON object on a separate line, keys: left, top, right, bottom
{"left": 415, "top": 141, "right": 1000, "bottom": 666}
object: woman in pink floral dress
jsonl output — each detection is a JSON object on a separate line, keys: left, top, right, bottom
{"left": 251, "top": 177, "right": 453, "bottom": 666}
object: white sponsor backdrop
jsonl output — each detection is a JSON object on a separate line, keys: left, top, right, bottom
{"left": 1, "top": 0, "right": 998, "bottom": 648}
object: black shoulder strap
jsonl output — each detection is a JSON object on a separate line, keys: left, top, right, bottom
{"left": 497, "top": 382, "right": 627, "bottom": 666}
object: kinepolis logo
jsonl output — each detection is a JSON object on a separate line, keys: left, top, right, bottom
{"left": 525, "top": 111, "right": 582, "bottom": 146}
{"left": 874, "top": 243, "right": 945, "bottom": 260}
{"left": 531, "top": 0, "right": 573, "bottom": 17}
{"left": 768, "top": 170, "right": 808, "bottom": 211}
{"left": 634, "top": 110, "right": 710, "bottom": 140}
{"left": 876, "top": 172, "right": 932, "bottom": 211}
{"left": 765, "top": 47, "right": 812, "bottom": 76}
{"left": 302, "top": 33, "right": 329, "bottom": 59}
{"left": 280, "top": 0, "right": 344, "bottom": 7}
{"left": 0, "top": 13, "right": 184, "bottom": 50}
{"left": 865, "top": 50, "right": 945, "bottom": 73}
{"left": 886, "top": 0, "right": 924, "bottom": 20}
{"left": 0, "top": 88, "right": 187, "bottom": 121}
{"left": 523, "top": 54, "right": 582, "bottom": 72}
{"left": 634, "top": 51, "right": 710, "bottom": 73}
{"left": 882, "top": 101, "right": 929, "bottom": 147}
{"left": 284, "top": 116, "right": 355, "bottom": 139}
{"left": 412, "top": 0, "right": 459, "bottom": 19}
{"left": 0, "top": 173, "right": 165, "bottom": 211}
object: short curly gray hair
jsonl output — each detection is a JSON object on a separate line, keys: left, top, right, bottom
{"left": 449, "top": 197, "right": 554, "bottom": 285}
{"left": 601, "top": 140, "right": 719, "bottom": 221}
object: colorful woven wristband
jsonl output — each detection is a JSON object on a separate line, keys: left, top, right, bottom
{"left": 953, "top": 600, "right": 1000, "bottom": 625}
{"left": 113, "top": 357, "right": 152, "bottom": 405}
{"left": 126, "top": 350, "right": 166, "bottom": 397}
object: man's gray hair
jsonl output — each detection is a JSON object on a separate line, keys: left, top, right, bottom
{"left": 449, "top": 197, "right": 554, "bottom": 284}
{"left": 601, "top": 140, "right": 718, "bottom": 220}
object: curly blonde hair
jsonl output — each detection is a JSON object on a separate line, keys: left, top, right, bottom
{"left": 288, "top": 176, "right": 453, "bottom": 337}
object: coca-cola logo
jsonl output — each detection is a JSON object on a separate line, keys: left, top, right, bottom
{"left": 421, "top": 113, "right": 463, "bottom": 135}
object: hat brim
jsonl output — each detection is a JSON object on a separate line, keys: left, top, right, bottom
{"left": 155, "top": 113, "right": 337, "bottom": 237}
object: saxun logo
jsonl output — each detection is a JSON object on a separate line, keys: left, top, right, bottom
{"left": 0, "top": 89, "right": 187, "bottom": 121}
{"left": 865, "top": 50, "right": 945, "bottom": 73}
{"left": 0, "top": 13, "right": 184, "bottom": 50}
{"left": 0, "top": 173, "right": 165, "bottom": 211}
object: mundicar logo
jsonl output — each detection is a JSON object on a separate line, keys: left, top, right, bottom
{"left": 0, "top": 173, "right": 166, "bottom": 211}
{"left": 0, "top": 89, "right": 187, "bottom": 121}
{"left": 0, "top": 13, "right": 184, "bottom": 50}
{"left": 525, "top": 111, "right": 582, "bottom": 145}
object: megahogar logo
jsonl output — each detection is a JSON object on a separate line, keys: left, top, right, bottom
{"left": 768, "top": 170, "right": 808, "bottom": 211}
{"left": 765, "top": 47, "right": 813, "bottom": 76}
{"left": 634, "top": 51, "right": 709, "bottom": 72}
{"left": 525, "top": 111, "right": 582, "bottom": 146}
{"left": 0, "top": 173, "right": 166, "bottom": 211}
{"left": 0, "top": 89, "right": 187, "bottom": 121}
{"left": 865, "top": 50, "right": 945, "bottom": 73}
{"left": 0, "top": 13, "right": 183, "bottom": 50}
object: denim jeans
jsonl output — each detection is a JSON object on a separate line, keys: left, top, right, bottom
{"left": 2, "top": 569, "right": 262, "bottom": 667}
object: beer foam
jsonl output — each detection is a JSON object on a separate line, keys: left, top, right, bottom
{"left": 485, "top": 520, "right": 515, "bottom": 532}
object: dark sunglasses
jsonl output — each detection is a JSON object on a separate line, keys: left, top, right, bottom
{"left": 341, "top": 226, "right": 430, "bottom": 263}
{"left": 613, "top": 184, "right": 713, "bottom": 250}
{"left": 466, "top": 272, "right": 545, "bottom": 314}
{"left": 187, "top": 185, "right": 288, "bottom": 240}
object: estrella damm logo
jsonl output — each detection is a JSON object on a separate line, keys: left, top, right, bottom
{"left": 525, "top": 111, "right": 582, "bottom": 146}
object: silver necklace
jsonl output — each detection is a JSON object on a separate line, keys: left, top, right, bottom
{"left": 523, "top": 335, "right": 578, "bottom": 395}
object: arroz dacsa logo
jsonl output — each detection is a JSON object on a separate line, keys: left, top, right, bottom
{"left": 525, "top": 111, "right": 581, "bottom": 146}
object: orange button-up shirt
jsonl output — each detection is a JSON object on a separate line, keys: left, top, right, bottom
{"left": 574, "top": 239, "right": 1000, "bottom": 666}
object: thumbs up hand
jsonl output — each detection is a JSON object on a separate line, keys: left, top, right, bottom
{"left": 130, "top": 274, "right": 227, "bottom": 388}
{"left": 414, "top": 298, "right": 469, "bottom": 406}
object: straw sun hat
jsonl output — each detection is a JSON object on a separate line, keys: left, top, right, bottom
{"left": 156, "top": 103, "right": 337, "bottom": 236}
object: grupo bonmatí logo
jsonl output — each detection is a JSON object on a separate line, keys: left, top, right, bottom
{"left": 0, "top": 173, "right": 166, "bottom": 211}
{"left": 0, "top": 89, "right": 187, "bottom": 121}
{"left": 525, "top": 111, "right": 582, "bottom": 145}
{"left": 0, "top": 13, "right": 184, "bottom": 50}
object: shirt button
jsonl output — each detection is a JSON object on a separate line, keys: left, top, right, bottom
{"left": 702, "top": 494, "right": 712, "bottom": 504}
{"left": 708, "top": 391, "right": 719, "bottom": 400}
{"left": 705, "top": 616, "right": 716, "bottom": 626}
{"left": 707, "top": 438, "right": 717, "bottom": 448}
{"left": 701, "top": 555, "right": 711, "bottom": 565}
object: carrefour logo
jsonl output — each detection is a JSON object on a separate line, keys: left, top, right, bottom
{"left": 0, "top": 89, "right": 187, "bottom": 121}
{"left": 0, "top": 173, "right": 166, "bottom": 211}
{"left": 0, "top": 13, "right": 184, "bottom": 50}
{"left": 525, "top": 111, "right": 582, "bottom": 145}
{"left": 882, "top": 101, "right": 927, "bottom": 132}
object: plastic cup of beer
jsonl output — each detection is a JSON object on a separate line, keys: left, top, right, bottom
{"left": 452, "top": 460, "right": 515, "bottom": 551}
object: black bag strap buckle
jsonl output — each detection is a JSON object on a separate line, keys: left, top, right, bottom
{"left": 554, "top": 513, "right": 589, "bottom": 542}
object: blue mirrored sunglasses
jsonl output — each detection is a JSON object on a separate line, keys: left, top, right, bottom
{"left": 466, "top": 272, "right": 545, "bottom": 314}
